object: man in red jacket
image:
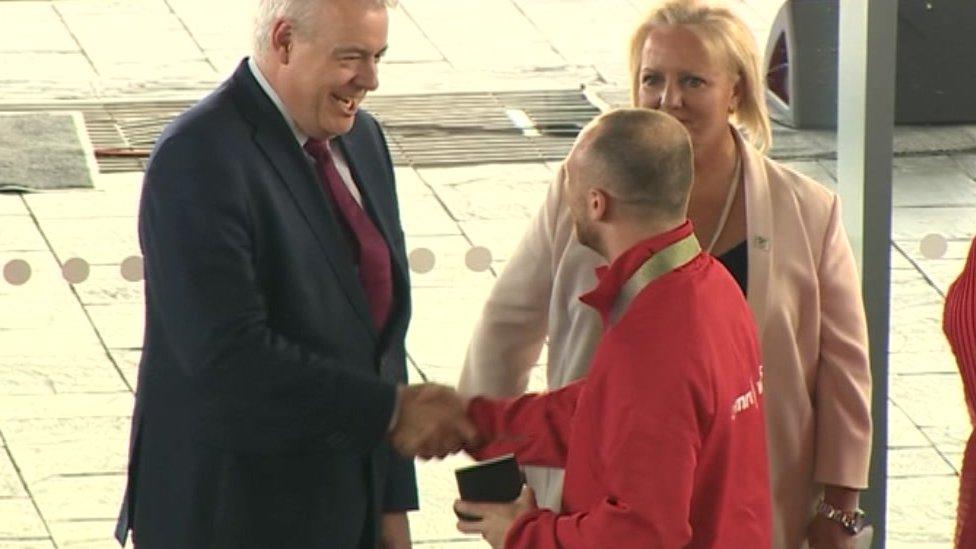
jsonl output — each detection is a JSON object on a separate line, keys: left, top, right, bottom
{"left": 455, "top": 109, "right": 772, "bottom": 548}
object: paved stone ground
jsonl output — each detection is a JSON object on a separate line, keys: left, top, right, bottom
{"left": 0, "top": 1, "right": 973, "bottom": 547}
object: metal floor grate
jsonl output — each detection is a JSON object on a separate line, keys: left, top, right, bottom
{"left": 0, "top": 90, "right": 599, "bottom": 173}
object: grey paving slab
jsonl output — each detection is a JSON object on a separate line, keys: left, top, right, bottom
{"left": 889, "top": 373, "right": 968, "bottom": 429}
{"left": 892, "top": 206, "right": 976, "bottom": 243}
{"left": 893, "top": 156, "right": 976, "bottom": 208}
{"left": 888, "top": 291, "right": 950, "bottom": 357}
{"left": 3, "top": 417, "right": 129, "bottom": 485}
{"left": 107, "top": 349, "right": 139, "bottom": 390}
{"left": 0, "top": 193, "right": 28, "bottom": 216}
{"left": 408, "top": 286, "right": 492, "bottom": 368}
{"left": 400, "top": 193, "right": 463, "bottom": 237}
{"left": 887, "top": 402, "right": 930, "bottom": 448}
{"left": 0, "top": 80, "right": 96, "bottom": 103}
{"left": 921, "top": 424, "right": 972, "bottom": 456}
{"left": 0, "top": 394, "right": 132, "bottom": 421}
{"left": 395, "top": 166, "right": 434, "bottom": 197}
{"left": 89, "top": 75, "right": 216, "bottom": 102}
{"left": 0, "top": 498, "right": 48, "bottom": 539}
{"left": 891, "top": 247, "right": 916, "bottom": 271}
{"left": 24, "top": 174, "right": 142, "bottom": 221}
{"left": 385, "top": 5, "right": 446, "bottom": 64}
{"left": 0, "top": 541, "right": 56, "bottom": 549}
{"left": 944, "top": 451, "right": 965, "bottom": 476}
{"left": 71, "top": 265, "right": 144, "bottom": 307}
{"left": 894, "top": 126, "right": 976, "bottom": 156}
{"left": 56, "top": 0, "right": 209, "bottom": 77}
{"left": 0, "top": 349, "right": 127, "bottom": 396}
{"left": 0, "top": 217, "right": 48, "bottom": 252}
{"left": 888, "top": 446, "right": 958, "bottom": 478}
{"left": 891, "top": 245, "right": 970, "bottom": 295}
{"left": 0, "top": 289, "right": 91, "bottom": 333}
{"left": 890, "top": 350, "right": 959, "bottom": 376}
{"left": 954, "top": 153, "right": 976, "bottom": 182}
{"left": 85, "top": 304, "right": 145, "bottom": 350}
{"left": 38, "top": 217, "right": 139, "bottom": 266}
{"left": 458, "top": 219, "right": 533, "bottom": 263}
{"left": 30, "top": 474, "right": 124, "bottom": 523}
{"left": 0, "top": 52, "right": 96, "bottom": 83}
{"left": 0, "top": 326, "right": 104, "bottom": 359}
{"left": 375, "top": 63, "right": 600, "bottom": 96}
{"left": 768, "top": 125, "right": 835, "bottom": 160}
{"left": 94, "top": 59, "right": 218, "bottom": 83}
{"left": 0, "top": 3, "right": 77, "bottom": 54}
{"left": 418, "top": 163, "right": 552, "bottom": 222}
{"left": 887, "top": 475, "right": 958, "bottom": 545}
{"left": 889, "top": 266, "right": 943, "bottom": 307}
{"left": 0, "top": 447, "right": 27, "bottom": 498}
{"left": 511, "top": 0, "right": 638, "bottom": 84}
{"left": 45, "top": 519, "right": 118, "bottom": 549}
{"left": 915, "top": 259, "right": 972, "bottom": 296}
{"left": 163, "top": 0, "right": 253, "bottom": 61}
{"left": 400, "top": 0, "right": 566, "bottom": 69}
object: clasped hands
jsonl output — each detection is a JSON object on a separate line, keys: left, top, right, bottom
{"left": 389, "top": 383, "right": 480, "bottom": 459}
{"left": 388, "top": 384, "right": 537, "bottom": 548}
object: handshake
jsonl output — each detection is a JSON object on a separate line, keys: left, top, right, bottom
{"left": 389, "top": 383, "right": 481, "bottom": 460}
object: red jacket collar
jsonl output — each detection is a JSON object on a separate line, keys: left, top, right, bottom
{"left": 580, "top": 220, "right": 695, "bottom": 322}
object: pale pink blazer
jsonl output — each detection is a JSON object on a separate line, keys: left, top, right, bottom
{"left": 458, "top": 129, "right": 873, "bottom": 548}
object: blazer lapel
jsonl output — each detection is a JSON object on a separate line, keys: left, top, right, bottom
{"left": 737, "top": 129, "right": 772, "bottom": 338}
{"left": 230, "top": 63, "right": 376, "bottom": 337}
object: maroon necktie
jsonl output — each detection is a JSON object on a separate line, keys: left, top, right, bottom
{"left": 304, "top": 139, "right": 393, "bottom": 331}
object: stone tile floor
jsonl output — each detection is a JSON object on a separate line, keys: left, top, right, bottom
{"left": 0, "top": 0, "right": 973, "bottom": 547}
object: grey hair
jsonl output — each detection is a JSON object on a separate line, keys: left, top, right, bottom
{"left": 253, "top": 0, "right": 397, "bottom": 57}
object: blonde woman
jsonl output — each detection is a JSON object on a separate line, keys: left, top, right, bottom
{"left": 459, "top": 1, "right": 872, "bottom": 547}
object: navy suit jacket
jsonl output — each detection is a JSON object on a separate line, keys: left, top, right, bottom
{"left": 115, "top": 59, "right": 418, "bottom": 548}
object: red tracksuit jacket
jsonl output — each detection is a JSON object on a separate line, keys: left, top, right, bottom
{"left": 468, "top": 222, "right": 772, "bottom": 548}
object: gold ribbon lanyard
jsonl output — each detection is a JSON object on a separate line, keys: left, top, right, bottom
{"left": 609, "top": 234, "right": 702, "bottom": 325}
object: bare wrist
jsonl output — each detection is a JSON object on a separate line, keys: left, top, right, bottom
{"left": 823, "top": 485, "right": 860, "bottom": 510}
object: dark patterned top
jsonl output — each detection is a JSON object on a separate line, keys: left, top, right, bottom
{"left": 716, "top": 240, "right": 748, "bottom": 296}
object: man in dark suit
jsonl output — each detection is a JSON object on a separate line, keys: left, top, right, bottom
{"left": 114, "top": 0, "right": 477, "bottom": 547}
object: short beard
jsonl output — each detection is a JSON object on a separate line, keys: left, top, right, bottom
{"left": 574, "top": 218, "right": 603, "bottom": 256}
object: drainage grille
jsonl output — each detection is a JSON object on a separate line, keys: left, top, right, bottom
{"left": 0, "top": 90, "right": 599, "bottom": 173}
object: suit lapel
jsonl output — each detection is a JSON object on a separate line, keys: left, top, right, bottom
{"left": 230, "top": 63, "right": 376, "bottom": 337}
{"left": 738, "top": 129, "right": 772, "bottom": 338}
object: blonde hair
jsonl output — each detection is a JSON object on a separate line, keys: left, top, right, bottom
{"left": 628, "top": 0, "right": 772, "bottom": 153}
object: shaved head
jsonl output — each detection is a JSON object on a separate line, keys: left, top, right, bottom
{"left": 568, "top": 108, "right": 694, "bottom": 222}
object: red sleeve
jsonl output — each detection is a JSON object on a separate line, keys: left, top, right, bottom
{"left": 466, "top": 381, "right": 584, "bottom": 467}
{"left": 503, "top": 338, "right": 707, "bottom": 548}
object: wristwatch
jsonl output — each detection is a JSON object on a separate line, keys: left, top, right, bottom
{"left": 816, "top": 500, "right": 866, "bottom": 535}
